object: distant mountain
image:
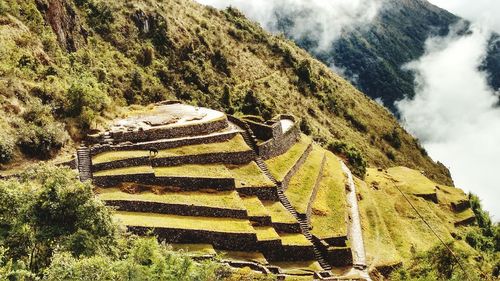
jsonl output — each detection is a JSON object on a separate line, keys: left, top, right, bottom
{"left": 275, "top": 0, "right": 500, "bottom": 112}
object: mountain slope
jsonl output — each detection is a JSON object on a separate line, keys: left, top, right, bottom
{"left": 275, "top": 0, "right": 500, "bottom": 111}
{"left": 0, "top": 0, "right": 452, "bottom": 184}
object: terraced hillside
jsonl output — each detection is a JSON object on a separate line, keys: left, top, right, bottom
{"left": 80, "top": 102, "right": 361, "bottom": 279}
{"left": 78, "top": 101, "right": 476, "bottom": 280}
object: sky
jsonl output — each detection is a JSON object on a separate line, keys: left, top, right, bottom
{"left": 194, "top": 0, "right": 500, "bottom": 218}
{"left": 397, "top": 0, "right": 500, "bottom": 219}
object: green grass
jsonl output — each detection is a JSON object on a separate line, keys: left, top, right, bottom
{"left": 253, "top": 226, "right": 280, "bottom": 241}
{"left": 272, "top": 261, "right": 322, "bottom": 275}
{"left": 97, "top": 188, "right": 245, "bottom": 210}
{"left": 265, "top": 134, "right": 312, "bottom": 181}
{"left": 170, "top": 243, "right": 216, "bottom": 256}
{"left": 220, "top": 250, "right": 268, "bottom": 264}
{"left": 285, "top": 145, "right": 325, "bottom": 214}
{"left": 280, "top": 233, "right": 312, "bottom": 246}
{"left": 226, "top": 162, "right": 274, "bottom": 188}
{"left": 261, "top": 201, "right": 297, "bottom": 224}
{"left": 154, "top": 164, "right": 232, "bottom": 178}
{"left": 93, "top": 165, "right": 153, "bottom": 176}
{"left": 92, "top": 150, "right": 149, "bottom": 164}
{"left": 310, "top": 152, "right": 347, "bottom": 239}
{"left": 156, "top": 134, "right": 251, "bottom": 157}
{"left": 241, "top": 197, "right": 270, "bottom": 217}
{"left": 366, "top": 166, "right": 436, "bottom": 195}
{"left": 114, "top": 211, "right": 255, "bottom": 233}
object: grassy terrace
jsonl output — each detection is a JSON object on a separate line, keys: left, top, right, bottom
{"left": 219, "top": 251, "right": 268, "bottom": 264}
{"left": 97, "top": 188, "right": 245, "bottom": 210}
{"left": 93, "top": 165, "right": 153, "bottom": 176}
{"left": 265, "top": 134, "right": 312, "bottom": 181}
{"left": 253, "top": 226, "right": 280, "bottom": 241}
{"left": 241, "top": 197, "right": 270, "bottom": 217}
{"left": 157, "top": 134, "right": 251, "bottom": 157}
{"left": 92, "top": 135, "right": 249, "bottom": 164}
{"left": 366, "top": 167, "right": 436, "bottom": 195}
{"left": 280, "top": 233, "right": 312, "bottom": 246}
{"left": 227, "top": 162, "right": 274, "bottom": 188}
{"left": 92, "top": 150, "right": 149, "bottom": 164}
{"left": 170, "top": 244, "right": 216, "bottom": 256}
{"left": 272, "top": 261, "right": 322, "bottom": 275}
{"left": 310, "top": 152, "right": 347, "bottom": 239}
{"left": 154, "top": 164, "right": 232, "bottom": 178}
{"left": 285, "top": 145, "right": 325, "bottom": 214}
{"left": 262, "top": 201, "right": 297, "bottom": 224}
{"left": 114, "top": 211, "right": 255, "bottom": 233}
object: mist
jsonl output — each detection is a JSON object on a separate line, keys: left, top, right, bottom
{"left": 195, "top": 0, "right": 382, "bottom": 51}
{"left": 397, "top": 21, "right": 500, "bottom": 219}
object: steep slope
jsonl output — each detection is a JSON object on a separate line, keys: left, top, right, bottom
{"left": 274, "top": 0, "right": 500, "bottom": 111}
{"left": 0, "top": 0, "right": 453, "bottom": 184}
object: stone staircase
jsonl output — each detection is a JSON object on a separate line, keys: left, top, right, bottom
{"left": 255, "top": 157, "right": 332, "bottom": 273}
{"left": 77, "top": 145, "right": 92, "bottom": 182}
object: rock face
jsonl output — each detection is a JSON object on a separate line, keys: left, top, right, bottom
{"left": 36, "top": 0, "right": 86, "bottom": 52}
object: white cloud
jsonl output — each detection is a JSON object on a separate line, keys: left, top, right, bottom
{"left": 397, "top": 23, "right": 500, "bottom": 219}
{"left": 195, "top": 0, "right": 382, "bottom": 51}
{"left": 429, "top": 0, "right": 500, "bottom": 33}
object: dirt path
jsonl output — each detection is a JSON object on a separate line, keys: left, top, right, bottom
{"left": 341, "top": 162, "right": 371, "bottom": 280}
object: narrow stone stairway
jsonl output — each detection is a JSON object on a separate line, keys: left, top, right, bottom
{"left": 77, "top": 145, "right": 93, "bottom": 182}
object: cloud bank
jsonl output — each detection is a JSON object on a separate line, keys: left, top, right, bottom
{"left": 195, "top": 0, "right": 382, "bottom": 51}
{"left": 397, "top": 23, "right": 500, "bottom": 219}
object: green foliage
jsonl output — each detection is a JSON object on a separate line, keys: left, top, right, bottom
{"left": 326, "top": 141, "right": 366, "bottom": 178}
{"left": 468, "top": 194, "right": 499, "bottom": 252}
{"left": 66, "top": 75, "right": 110, "bottom": 128}
{"left": 86, "top": 1, "right": 114, "bottom": 34}
{"left": 0, "top": 164, "right": 116, "bottom": 272}
{"left": 0, "top": 134, "right": 14, "bottom": 164}
{"left": 17, "top": 101, "right": 68, "bottom": 159}
{"left": 383, "top": 128, "right": 402, "bottom": 149}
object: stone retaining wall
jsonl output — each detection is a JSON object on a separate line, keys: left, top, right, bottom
{"left": 92, "top": 150, "right": 254, "bottom": 172}
{"left": 128, "top": 226, "right": 259, "bottom": 251}
{"left": 248, "top": 215, "right": 272, "bottom": 226}
{"left": 282, "top": 142, "right": 313, "bottom": 188}
{"left": 258, "top": 125, "right": 300, "bottom": 160}
{"left": 90, "top": 117, "right": 229, "bottom": 144}
{"left": 323, "top": 235, "right": 348, "bottom": 247}
{"left": 90, "top": 131, "right": 238, "bottom": 156}
{"left": 105, "top": 200, "right": 248, "bottom": 219}
{"left": 451, "top": 199, "right": 470, "bottom": 212}
{"left": 324, "top": 246, "right": 353, "bottom": 267}
{"left": 236, "top": 186, "right": 279, "bottom": 201}
{"left": 151, "top": 150, "right": 255, "bottom": 167}
{"left": 272, "top": 222, "right": 301, "bottom": 233}
{"left": 93, "top": 174, "right": 235, "bottom": 190}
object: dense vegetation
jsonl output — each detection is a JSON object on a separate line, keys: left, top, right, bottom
{"left": 0, "top": 164, "right": 272, "bottom": 280}
{"left": 0, "top": 0, "right": 453, "bottom": 184}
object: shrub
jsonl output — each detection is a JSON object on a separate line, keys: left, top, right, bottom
{"left": 66, "top": 75, "right": 109, "bottom": 128}
{"left": 0, "top": 134, "right": 14, "bottom": 164}
{"left": 327, "top": 141, "right": 367, "bottom": 178}
{"left": 383, "top": 128, "right": 402, "bottom": 149}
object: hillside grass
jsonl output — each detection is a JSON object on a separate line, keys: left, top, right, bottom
{"left": 241, "top": 196, "right": 270, "bottom": 217}
{"left": 156, "top": 134, "right": 251, "bottom": 157}
{"left": 356, "top": 166, "right": 474, "bottom": 267}
{"left": 93, "top": 165, "right": 153, "bottom": 176}
{"left": 310, "top": 152, "right": 347, "bottom": 239}
{"left": 285, "top": 145, "right": 324, "bottom": 214}
{"left": 227, "top": 162, "right": 274, "bottom": 188}
{"left": 92, "top": 150, "right": 149, "bottom": 164}
{"left": 261, "top": 200, "right": 297, "bottom": 224}
{"left": 265, "top": 134, "right": 312, "bottom": 181}
{"left": 96, "top": 187, "right": 244, "bottom": 210}
{"left": 154, "top": 164, "right": 232, "bottom": 178}
{"left": 253, "top": 226, "right": 280, "bottom": 241}
{"left": 114, "top": 211, "right": 255, "bottom": 233}
{"left": 279, "top": 233, "right": 313, "bottom": 246}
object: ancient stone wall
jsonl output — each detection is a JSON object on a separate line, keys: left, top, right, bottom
{"left": 90, "top": 131, "right": 238, "bottom": 156}
{"left": 93, "top": 174, "right": 236, "bottom": 190}
{"left": 105, "top": 200, "right": 248, "bottom": 219}
{"left": 89, "top": 117, "right": 229, "bottom": 145}
{"left": 324, "top": 246, "right": 353, "bottom": 267}
{"left": 128, "top": 226, "right": 259, "bottom": 251}
{"left": 258, "top": 124, "right": 301, "bottom": 160}
{"left": 236, "top": 186, "right": 279, "bottom": 201}
{"left": 272, "top": 222, "right": 301, "bottom": 233}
